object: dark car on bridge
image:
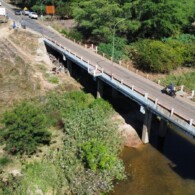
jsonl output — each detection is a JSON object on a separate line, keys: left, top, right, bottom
{"left": 15, "top": 10, "right": 22, "bottom": 15}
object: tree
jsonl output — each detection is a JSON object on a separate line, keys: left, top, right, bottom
{"left": 71, "top": 0, "right": 126, "bottom": 41}
{"left": 129, "top": 0, "right": 195, "bottom": 39}
{"left": 2, "top": 102, "right": 51, "bottom": 155}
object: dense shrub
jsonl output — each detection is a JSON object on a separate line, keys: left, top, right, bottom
{"left": 128, "top": 39, "right": 183, "bottom": 73}
{"left": 162, "top": 34, "right": 195, "bottom": 43}
{"left": 81, "top": 139, "right": 117, "bottom": 171}
{"left": 183, "top": 43, "right": 195, "bottom": 67}
{"left": 0, "top": 91, "right": 126, "bottom": 194}
{"left": 61, "top": 29, "right": 83, "bottom": 42}
{"left": 164, "top": 35, "right": 195, "bottom": 67}
{"left": 0, "top": 156, "right": 12, "bottom": 168}
{"left": 98, "top": 36, "right": 127, "bottom": 61}
{"left": 2, "top": 102, "right": 51, "bottom": 155}
{"left": 44, "top": 91, "right": 125, "bottom": 194}
{"left": 44, "top": 91, "right": 94, "bottom": 125}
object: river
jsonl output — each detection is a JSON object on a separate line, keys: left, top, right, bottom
{"left": 112, "top": 124, "right": 195, "bottom": 195}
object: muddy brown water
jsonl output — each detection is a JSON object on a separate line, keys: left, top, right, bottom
{"left": 112, "top": 126, "right": 195, "bottom": 195}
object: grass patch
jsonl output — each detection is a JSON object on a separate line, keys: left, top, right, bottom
{"left": 18, "top": 161, "right": 62, "bottom": 194}
{"left": 46, "top": 74, "right": 59, "bottom": 84}
{"left": 0, "top": 156, "right": 12, "bottom": 168}
{"left": 160, "top": 71, "right": 195, "bottom": 90}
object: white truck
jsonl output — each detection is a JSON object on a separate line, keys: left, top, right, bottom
{"left": 0, "top": 7, "right": 7, "bottom": 23}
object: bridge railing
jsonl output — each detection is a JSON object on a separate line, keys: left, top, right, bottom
{"left": 43, "top": 36, "right": 195, "bottom": 130}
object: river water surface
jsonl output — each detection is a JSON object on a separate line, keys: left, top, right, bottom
{"left": 112, "top": 125, "right": 195, "bottom": 195}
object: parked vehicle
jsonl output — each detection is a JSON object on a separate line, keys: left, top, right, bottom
{"left": 29, "top": 12, "right": 38, "bottom": 19}
{"left": 0, "top": 7, "right": 7, "bottom": 23}
{"left": 22, "top": 10, "right": 30, "bottom": 16}
{"left": 15, "top": 10, "right": 22, "bottom": 15}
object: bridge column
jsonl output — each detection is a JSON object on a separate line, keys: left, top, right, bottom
{"left": 159, "top": 119, "right": 167, "bottom": 138}
{"left": 142, "top": 109, "right": 152, "bottom": 143}
{"left": 97, "top": 78, "right": 103, "bottom": 98}
{"left": 112, "top": 88, "right": 118, "bottom": 99}
{"left": 67, "top": 59, "right": 73, "bottom": 76}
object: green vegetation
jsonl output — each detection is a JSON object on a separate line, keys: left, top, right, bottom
{"left": 0, "top": 156, "right": 12, "bottom": 168}
{"left": 18, "top": 162, "right": 62, "bottom": 194}
{"left": 2, "top": 0, "right": 195, "bottom": 193}
{"left": 161, "top": 72, "right": 195, "bottom": 91}
{"left": 99, "top": 36, "right": 128, "bottom": 61}
{"left": 0, "top": 91, "right": 125, "bottom": 194}
{"left": 1, "top": 102, "right": 51, "bottom": 155}
{"left": 127, "top": 39, "right": 182, "bottom": 73}
{"left": 81, "top": 139, "right": 118, "bottom": 172}
{"left": 47, "top": 75, "right": 59, "bottom": 84}
{"left": 14, "top": 0, "right": 195, "bottom": 74}
{"left": 60, "top": 28, "right": 83, "bottom": 42}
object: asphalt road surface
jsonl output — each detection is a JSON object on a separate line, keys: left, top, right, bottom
{"left": 2, "top": 0, "right": 195, "bottom": 124}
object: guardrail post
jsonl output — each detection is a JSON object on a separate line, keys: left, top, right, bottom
{"left": 189, "top": 119, "right": 193, "bottom": 126}
{"left": 170, "top": 108, "right": 174, "bottom": 117}
{"left": 142, "top": 109, "right": 152, "bottom": 143}
{"left": 155, "top": 98, "right": 158, "bottom": 108}
{"left": 191, "top": 90, "right": 194, "bottom": 98}
{"left": 158, "top": 80, "right": 161, "bottom": 85}
{"left": 180, "top": 85, "right": 184, "bottom": 92}
{"left": 95, "top": 46, "right": 98, "bottom": 53}
{"left": 144, "top": 93, "right": 148, "bottom": 99}
{"left": 111, "top": 74, "right": 114, "bottom": 80}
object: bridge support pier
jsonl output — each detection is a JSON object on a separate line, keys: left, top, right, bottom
{"left": 67, "top": 60, "right": 73, "bottom": 76}
{"left": 97, "top": 79, "right": 103, "bottom": 98}
{"left": 159, "top": 119, "right": 167, "bottom": 138}
{"left": 142, "top": 109, "right": 152, "bottom": 143}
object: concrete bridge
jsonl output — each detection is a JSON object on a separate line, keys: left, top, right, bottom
{"left": 1, "top": 0, "right": 195, "bottom": 144}
{"left": 43, "top": 37, "right": 195, "bottom": 143}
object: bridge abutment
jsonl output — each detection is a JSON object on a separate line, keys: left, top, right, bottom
{"left": 142, "top": 109, "right": 153, "bottom": 143}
